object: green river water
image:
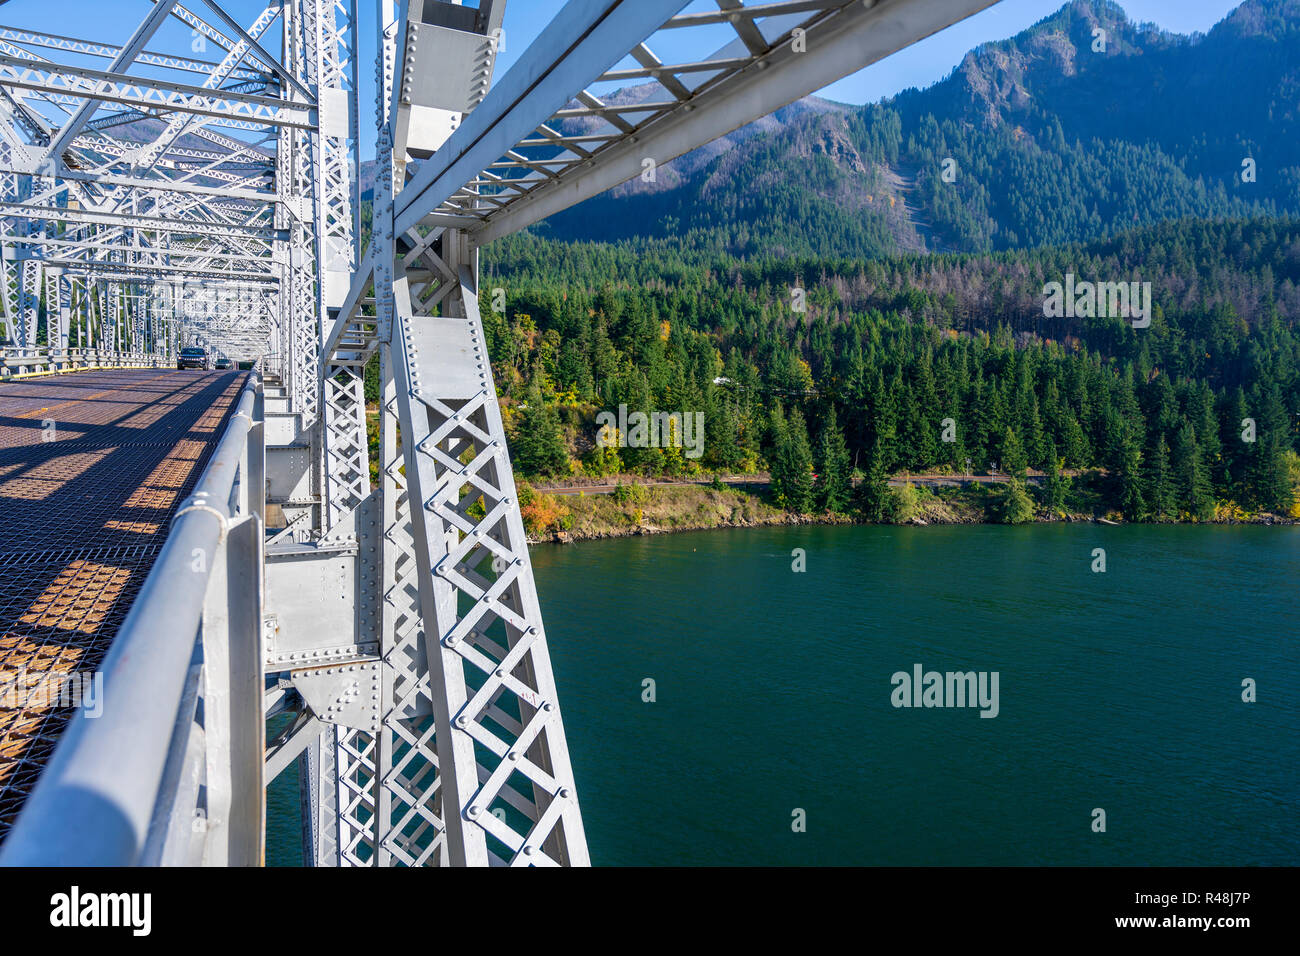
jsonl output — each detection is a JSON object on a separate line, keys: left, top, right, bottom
{"left": 269, "top": 523, "right": 1299, "bottom": 866}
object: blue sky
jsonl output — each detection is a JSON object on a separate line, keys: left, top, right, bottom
{"left": 490, "top": 0, "right": 1243, "bottom": 106}
{"left": 0, "top": 0, "right": 1246, "bottom": 156}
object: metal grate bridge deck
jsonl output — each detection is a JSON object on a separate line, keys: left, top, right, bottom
{"left": 0, "top": 369, "right": 247, "bottom": 843}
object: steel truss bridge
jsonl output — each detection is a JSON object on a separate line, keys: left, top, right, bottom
{"left": 0, "top": 0, "right": 996, "bottom": 866}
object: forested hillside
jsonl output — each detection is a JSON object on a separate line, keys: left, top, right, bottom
{"left": 354, "top": 0, "right": 1300, "bottom": 524}
{"left": 479, "top": 217, "right": 1300, "bottom": 520}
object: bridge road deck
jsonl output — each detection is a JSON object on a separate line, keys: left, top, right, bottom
{"left": 0, "top": 369, "right": 247, "bottom": 843}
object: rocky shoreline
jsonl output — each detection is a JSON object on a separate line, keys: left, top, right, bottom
{"left": 526, "top": 494, "right": 1293, "bottom": 544}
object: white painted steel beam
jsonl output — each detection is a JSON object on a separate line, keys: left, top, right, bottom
{"left": 396, "top": 0, "right": 998, "bottom": 241}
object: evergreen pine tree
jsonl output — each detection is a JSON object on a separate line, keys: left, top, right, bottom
{"left": 1249, "top": 430, "right": 1293, "bottom": 513}
{"left": 1171, "top": 422, "right": 1213, "bottom": 520}
{"left": 772, "top": 409, "right": 814, "bottom": 513}
{"left": 1194, "top": 385, "right": 1223, "bottom": 493}
{"left": 513, "top": 389, "right": 570, "bottom": 477}
{"left": 1000, "top": 426, "right": 1027, "bottom": 480}
{"left": 1145, "top": 433, "right": 1175, "bottom": 520}
{"left": 1220, "top": 388, "right": 1250, "bottom": 494}
{"left": 1246, "top": 387, "right": 1293, "bottom": 512}
{"left": 1044, "top": 438, "right": 1068, "bottom": 512}
{"left": 712, "top": 399, "right": 743, "bottom": 472}
{"left": 1118, "top": 433, "right": 1145, "bottom": 520}
{"left": 815, "top": 406, "right": 852, "bottom": 513}
{"left": 856, "top": 435, "right": 890, "bottom": 522}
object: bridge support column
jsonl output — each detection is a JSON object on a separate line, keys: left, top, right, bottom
{"left": 19, "top": 258, "right": 39, "bottom": 352}
{"left": 381, "top": 234, "right": 589, "bottom": 866}
{"left": 276, "top": 0, "right": 587, "bottom": 867}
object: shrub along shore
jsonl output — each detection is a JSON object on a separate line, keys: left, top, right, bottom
{"left": 520, "top": 472, "right": 1295, "bottom": 544}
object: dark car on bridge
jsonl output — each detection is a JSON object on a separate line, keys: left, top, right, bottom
{"left": 178, "top": 347, "right": 210, "bottom": 370}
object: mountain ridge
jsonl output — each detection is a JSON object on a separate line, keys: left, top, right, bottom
{"left": 522, "top": 0, "right": 1299, "bottom": 259}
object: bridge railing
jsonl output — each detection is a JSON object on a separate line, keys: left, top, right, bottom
{"left": 0, "top": 347, "right": 164, "bottom": 378}
{"left": 0, "top": 374, "right": 267, "bottom": 867}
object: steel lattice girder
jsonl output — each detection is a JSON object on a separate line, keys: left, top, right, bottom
{"left": 0, "top": 201, "right": 280, "bottom": 242}
{"left": 0, "top": 0, "right": 318, "bottom": 377}
{"left": 376, "top": 340, "right": 446, "bottom": 865}
{"left": 0, "top": 26, "right": 266, "bottom": 83}
{"left": 301, "top": 0, "right": 593, "bottom": 867}
{"left": 385, "top": 259, "right": 589, "bottom": 867}
{"left": 0, "top": 54, "right": 314, "bottom": 129}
